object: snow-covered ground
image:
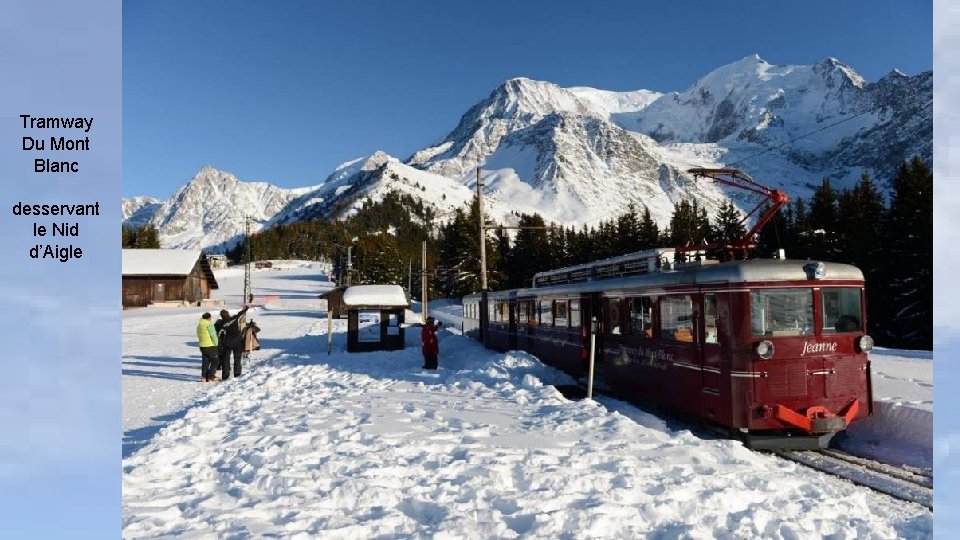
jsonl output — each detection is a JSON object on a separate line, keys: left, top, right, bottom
{"left": 122, "top": 262, "right": 932, "bottom": 538}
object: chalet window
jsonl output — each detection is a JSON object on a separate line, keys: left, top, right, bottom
{"left": 629, "top": 297, "right": 653, "bottom": 339}
{"left": 821, "top": 288, "right": 863, "bottom": 334}
{"left": 553, "top": 300, "right": 568, "bottom": 327}
{"left": 570, "top": 299, "right": 581, "bottom": 328}
{"left": 539, "top": 300, "right": 553, "bottom": 326}
{"left": 703, "top": 294, "right": 719, "bottom": 344}
{"left": 606, "top": 297, "right": 622, "bottom": 336}
{"left": 660, "top": 295, "right": 693, "bottom": 342}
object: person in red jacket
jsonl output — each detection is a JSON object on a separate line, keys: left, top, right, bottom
{"left": 421, "top": 317, "right": 441, "bottom": 369}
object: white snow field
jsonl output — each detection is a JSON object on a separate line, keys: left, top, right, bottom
{"left": 122, "top": 262, "right": 932, "bottom": 538}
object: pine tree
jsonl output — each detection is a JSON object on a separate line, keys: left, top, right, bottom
{"left": 507, "top": 213, "right": 551, "bottom": 288}
{"left": 637, "top": 206, "right": 660, "bottom": 251}
{"left": 808, "top": 177, "right": 841, "bottom": 260}
{"left": 615, "top": 203, "right": 642, "bottom": 255}
{"left": 882, "top": 157, "right": 932, "bottom": 348}
{"left": 835, "top": 172, "right": 888, "bottom": 337}
{"left": 710, "top": 200, "right": 747, "bottom": 258}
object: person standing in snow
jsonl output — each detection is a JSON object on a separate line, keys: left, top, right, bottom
{"left": 197, "top": 312, "right": 220, "bottom": 383}
{"left": 421, "top": 317, "right": 441, "bottom": 370}
{"left": 242, "top": 319, "right": 261, "bottom": 358}
{"left": 215, "top": 306, "right": 249, "bottom": 379}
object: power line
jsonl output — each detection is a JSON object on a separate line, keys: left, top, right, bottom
{"left": 727, "top": 109, "right": 873, "bottom": 168}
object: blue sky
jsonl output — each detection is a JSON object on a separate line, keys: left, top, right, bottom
{"left": 122, "top": 0, "right": 932, "bottom": 198}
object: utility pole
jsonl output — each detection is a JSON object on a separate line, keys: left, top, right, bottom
{"left": 243, "top": 215, "right": 252, "bottom": 305}
{"left": 477, "top": 166, "right": 488, "bottom": 344}
{"left": 346, "top": 245, "right": 353, "bottom": 286}
{"left": 421, "top": 240, "right": 428, "bottom": 322}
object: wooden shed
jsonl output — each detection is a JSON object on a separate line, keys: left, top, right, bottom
{"left": 343, "top": 285, "right": 409, "bottom": 352}
{"left": 319, "top": 287, "right": 347, "bottom": 319}
{"left": 122, "top": 249, "right": 219, "bottom": 307}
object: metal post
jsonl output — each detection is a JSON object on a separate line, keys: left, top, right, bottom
{"left": 422, "top": 240, "right": 428, "bottom": 322}
{"left": 477, "top": 166, "right": 488, "bottom": 344}
{"left": 346, "top": 246, "right": 353, "bottom": 286}
{"left": 243, "top": 215, "right": 251, "bottom": 304}
{"left": 327, "top": 309, "right": 333, "bottom": 355}
{"left": 587, "top": 316, "right": 597, "bottom": 400}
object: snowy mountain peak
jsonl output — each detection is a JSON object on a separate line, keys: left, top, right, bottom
{"left": 132, "top": 166, "right": 315, "bottom": 252}
{"left": 814, "top": 56, "right": 866, "bottom": 89}
{"left": 125, "top": 56, "right": 930, "bottom": 252}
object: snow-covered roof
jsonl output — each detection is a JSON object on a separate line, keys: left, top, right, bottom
{"left": 122, "top": 249, "right": 205, "bottom": 276}
{"left": 342, "top": 285, "right": 408, "bottom": 307}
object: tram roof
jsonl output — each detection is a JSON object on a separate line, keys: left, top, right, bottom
{"left": 465, "top": 259, "right": 864, "bottom": 300}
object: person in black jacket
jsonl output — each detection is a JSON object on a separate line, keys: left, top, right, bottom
{"left": 215, "top": 306, "right": 249, "bottom": 379}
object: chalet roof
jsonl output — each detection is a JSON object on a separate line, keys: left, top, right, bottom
{"left": 121, "top": 249, "right": 219, "bottom": 289}
{"left": 342, "top": 285, "right": 409, "bottom": 308}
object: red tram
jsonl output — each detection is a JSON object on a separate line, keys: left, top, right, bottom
{"left": 463, "top": 249, "right": 874, "bottom": 449}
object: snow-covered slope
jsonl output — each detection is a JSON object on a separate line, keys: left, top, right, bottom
{"left": 630, "top": 55, "right": 930, "bottom": 185}
{"left": 272, "top": 152, "right": 494, "bottom": 225}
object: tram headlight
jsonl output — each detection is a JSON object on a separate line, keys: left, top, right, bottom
{"left": 856, "top": 335, "right": 874, "bottom": 353}
{"left": 755, "top": 340, "right": 775, "bottom": 359}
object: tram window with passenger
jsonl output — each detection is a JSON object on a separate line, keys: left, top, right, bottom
{"left": 751, "top": 288, "right": 814, "bottom": 337}
{"left": 553, "top": 300, "right": 568, "bottom": 327}
{"left": 498, "top": 301, "right": 509, "bottom": 322}
{"left": 605, "top": 297, "right": 623, "bottom": 335}
{"left": 704, "top": 294, "right": 718, "bottom": 343}
{"left": 661, "top": 295, "right": 693, "bottom": 342}
{"left": 629, "top": 297, "right": 653, "bottom": 338}
{"left": 822, "top": 288, "right": 863, "bottom": 333}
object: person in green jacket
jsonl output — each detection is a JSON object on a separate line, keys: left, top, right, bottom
{"left": 197, "top": 312, "right": 220, "bottom": 382}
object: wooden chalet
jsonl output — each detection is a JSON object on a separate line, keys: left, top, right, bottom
{"left": 122, "top": 249, "right": 219, "bottom": 307}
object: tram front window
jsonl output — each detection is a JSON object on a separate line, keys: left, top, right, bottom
{"left": 822, "top": 288, "right": 863, "bottom": 333}
{"left": 751, "top": 288, "right": 814, "bottom": 337}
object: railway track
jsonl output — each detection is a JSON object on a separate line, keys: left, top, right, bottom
{"left": 772, "top": 448, "right": 932, "bottom": 510}
{"left": 557, "top": 382, "right": 933, "bottom": 509}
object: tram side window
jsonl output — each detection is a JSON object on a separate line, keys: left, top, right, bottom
{"left": 499, "top": 301, "right": 509, "bottom": 322}
{"left": 553, "top": 300, "right": 568, "bottom": 327}
{"left": 822, "top": 288, "right": 863, "bottom": 333}
{"left": 526, "top": 301, "right": 537, "bottom": 325}
{"left": 488, "top": 301, "right": 496, "bottom": 322}
{"left": 660, "top": 295, "right": 693, "bottom": 342}
{"left": 539, "top": 300, "right": 553, "bottom": 326}
{"left": 704, "top": 294, "right": 719, "bottom": 344}
{"left": 606, "top": 298, "right": 623, "bottom": 335}
{"left": 751, "top": 288, "right": 814, "bottom": 337}
{"left": 629, "top": 297, "right": 653, "bottom": 338}
{"left": 518, "top": 301, "right": 528, "bottom": 323}
{"left": 570, "top": 300, "right": 581, "bottom": 328}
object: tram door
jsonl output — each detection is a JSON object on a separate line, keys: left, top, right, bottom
{"left": 581, "top": 294, "right": 603, "bottom": 373}
{"left": 508, "top": 300, "right": 518, "bottom": 350}
{"left": 699, "top": 293, "right": 723, "bottom": 419}
{"left": 516, "top": 299, "right": 529, "bottom": 351}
